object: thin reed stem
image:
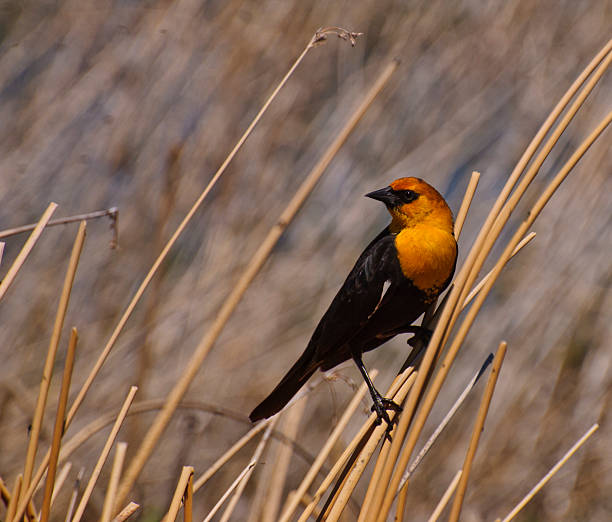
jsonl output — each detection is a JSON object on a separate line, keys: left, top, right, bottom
{"left": 427, "top": 470, "right": 462, "bottom": 522}
{"left": 100, "top": 442, "right": 127, "bottom": 522}
{"left": 448, "top": 342, "right": 507, "bottom": 522}
{"left": 164, "top": 466, "right": 194, "bottom": 522}
{"left": 41, "top": 328, "right": 79, "bottom": 522}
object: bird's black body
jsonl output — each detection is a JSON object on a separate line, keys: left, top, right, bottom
{"left": 250, "top": 226, "right": 454, "bottom": 422}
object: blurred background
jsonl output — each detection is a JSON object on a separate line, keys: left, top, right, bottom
{"left": 0, "top": 1, "right": 610, "bottom": 520}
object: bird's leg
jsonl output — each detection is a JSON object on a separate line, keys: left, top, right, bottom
{"left": 352, "top": 354, "right": 402, "bottom": 437}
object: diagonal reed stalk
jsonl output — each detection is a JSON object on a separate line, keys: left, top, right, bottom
{"left": 427, "top": 469, "right": 462, "bottom": 522}
{"left": 114, "top": 56, "right": 398, "bottom": 510}
{"left": 100, "top": 442, "right": 127, "bottom": 522}
{"left": 447, "top": 341, "right": 507, "bottom": 522}
{"left": 164, "top": 466, "right": 194, "bottom": 522}
{"left": 371, "top": 40, "right": 612, "bottom": 522}
{"left": 500, "top": 423, "right": 599, "bottom": 522}
{"left": 22, "top": 222, "right": 86, "bottom": 506}
{"left": 40, "top": 328, "right": 79, "bottom": 522}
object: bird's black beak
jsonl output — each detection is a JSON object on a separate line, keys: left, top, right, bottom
{"left": 365, "top": 186, "right": 395, "bottom": 206}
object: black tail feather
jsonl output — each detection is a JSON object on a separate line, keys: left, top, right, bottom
{"left": 249, "top": 352, "right": 317, "bottom": 422}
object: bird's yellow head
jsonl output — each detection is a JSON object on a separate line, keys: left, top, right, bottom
{"left": 366, "top": 177, "right": 454, "bottom": 235}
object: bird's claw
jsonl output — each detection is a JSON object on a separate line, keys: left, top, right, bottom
{"left": 371, "top": 397, "right": 402, "bottom": 441}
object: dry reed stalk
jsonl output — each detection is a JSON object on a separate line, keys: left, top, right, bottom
{"left": 427, "top": 470, "right": 462, "bottom": 522}
{"left": 256, "top": 395, "right": 308, "bottom": 522}
{"left": 22, "top": 222, "right": 86, "bottom": 500}
{"left": 193, "top": 418, "right": 272, "bottom": 492}
{"left": 372, "top": 43, "right": 612, "bottom": 522}
{"left": 500, "top": 423, "right": 599, "bottom": 522}
{"left": 396, "top": 353, "right": 494, "bottom": 493}
{"left": 5, "top": 475, "right": 22, "bottom": 522}
{"left": 0, "top": 208, "right": 118, "bottom": 243}
{"left": 184, "top": 471, "right": 193, "bottom": 522}
{"left": 69, "top": 386, "right": 138, "bottom": 522}
{"left": 40, "top": 328, "right": 79, "bottom": 522}
{"left": 164, "top": 466, "right": 194, "bottom": 522}
{"left": 48, "top": 462, "right": 72, "bottom": 512}
{"left": 202, "top": 463, "right": 254, "bottom": 522}
{"left": 0, "top": 242, "right": 4, "bottom": 265}
{"left": 447, "top": 342, "right": 507, "bottom": 522}
{"left": 453, "top": 171, "right": 480, "bottom": 238}
{"left": 322, "top": 372, "right": 417, "bottom": 522}
{"left": 43, "top": 29, "right": 340, "bottom": 511}
{"left": 0, "top": 476, "right": 10, "bottom": 506}
{"left": 0, "top": 202, "right": 57, "bottom": 301}
{"left": 100, "top": 442, "right": 127, "bottom": 522}
{"left": 111, "top": 501, "right": 140, "bottom": 522}
{"left": 278, "top": 371, "right": 379, "bottom": 522}
{"left": 218, "top": 420, "right": 277, "bottom": 522}
{"left": 462, "top": 232, "right": 535, "bottom": 307}
{"left": 395, "top": 486, "right": 408, "bottom": 522}
{"left": 64, "top": 468, "right": 84, "bottom": 522}
{"left": 297, "top": 368, "right": 414, "bottom": 522}
{"left": 115, "top": 57, "right": 398, "bottom": 510}
{"left": 202, "top": 420, "right": 277, "bottom": 522}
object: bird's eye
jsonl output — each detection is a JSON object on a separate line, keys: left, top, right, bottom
{"left": 400, "top": 190, "right": 418, "bottom": 204}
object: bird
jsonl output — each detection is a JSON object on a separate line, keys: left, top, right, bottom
{"left": 249, "top": 177, "right": 457, "bottom": 427}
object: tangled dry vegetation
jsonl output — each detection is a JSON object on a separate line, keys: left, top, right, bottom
{"left": 1, "top": 2, "right": 611, "bottom": 521}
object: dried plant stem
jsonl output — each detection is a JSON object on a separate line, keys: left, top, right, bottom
{"left": 40, "top": 328, "right": 79, "bottom": 522}
{"left": 0, "top": 208, "right": 117, "bottom": 241}
{"left": 501, "top": 423, "right": 599, "bottom": 522}
{"left": 0, "top": 242, "right": 4, "bottom": 265}
{"left": 454, "top": 171, "right": 480, "bottom": 238}
{"left": 202, "top": 463, "right": 254, "bottom": 522}
{"left": 427, "top": 470, "right": 462, "bottom": 522}
{"left": 258, "top": 395, "right": 308, "bottom": 522}
{"left": 0, "top": 202, "right": 57, "bottom": 301}
{"left": 6, "top": 475, "right": 22, "bottom": 522}
{"left": 462, "top": 232, "right": 536, "bottom": 308}
{"left": 22, "top": 222, "right": 86, "bottom": 499}
{"left": 448, "top": 342, "right": 507, "bottom": 522}
{"left": 322, "top": 372, "right": 417, "bottom": 522}
{"left": 194, "top": 418, "right": 272, "bottom": 492}
{"left": 397, "top": 353, "right": 494, "bottom": 493}
{"left": 45, "top": 30, "right": 328, "bottom": 513}
{"left": 70, "top": 386, "right": 138, "bottom": 522}
{"left": 64, "top": 468, "right": 84, "bottom": 522}
{"left": 184, "top": 471, "right": 193, "bottom": 522}
{"left": 48, "top": 463, "right": 72, "bottom": 512}
{"left": 297, "top": 369, "right": 414, "bottom": 522}
{"left": 164, "top": 466, "right": 194, "bottom": 522}
{"left": 279, "top": 370, "right": 379, "bottom": 522}
{"left": 111, "top": 502, "right": 140, "bottom": 522}
{"left": 372, "top": 45, "right": 612, "bottom": 522}
{"left": 100, "top": 443, "right": 127, "bottom": 522}
{"left": 218, "top": 420, "right": 277, "bottom": 522}
{"left": 116, "top": 58, "right": 398, "bottom": 510}
{"left": 1, "top": 476, "right": 10, "bottom": 506}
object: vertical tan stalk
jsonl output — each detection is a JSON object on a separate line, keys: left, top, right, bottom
{"left": 0, "top": 202, "right": 57, "bottom": 301}
{"left": 100, "top": 442, "right": 127, "bottom": 522}
{"left": 22, "top": 222, "right": 86, "bottom": 496}
{"left": 453, "top": 171, "right": 480, "bottom": 238}
{"left": 258, "top": 396, "right": 308, "bottom": 522}
{"left": 448, "top": 342, "right": 507, "bottom": 522}
{"left": 40, "top": 328, "right": 79, "bottom": 522}
{"left": 70, "top": 386, "right": 138, "bottom": 522}
{"left": 164, "top": 466, "right": 194, "bottom": 522}
{"left": 278, "top": 372, "right": 378, "bottom": 522}
{"left": 183, "top": 471, "right": 193, "bottom": 522}
{"left": 64, "top": 468, "right": 84, "bottom": 522}
{"left": 115, "top": 58, "right": 398, "bottom": 510}
{"left": 5, "top": 475, "right": 22, "bottom": 522}
{"left": 297, "top": 369, "right": 413, "bottom": 522}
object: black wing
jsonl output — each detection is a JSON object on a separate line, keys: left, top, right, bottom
{"left": 307, "top": 227, "right": 403, "bottom": 365}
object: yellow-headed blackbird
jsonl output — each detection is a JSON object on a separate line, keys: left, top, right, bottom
{"left": 249, "top": 177, "right": 457, "bottom": 425}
